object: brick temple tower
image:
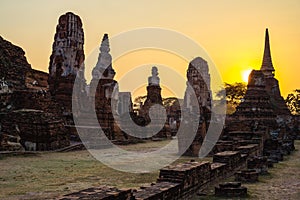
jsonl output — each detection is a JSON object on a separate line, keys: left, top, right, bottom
{"left": 48, "top": 12, "right": 86, "bottom": 114}
{"left": 179, "top": 57, "right": 212, "bottom": 156}
{"left": 224, "top": 29, "right": 291, "bottom": 141}
{"left": 141, "top": 66, "right": 163, "bottom": 111}
{"left": 89, "top": 34, "right": 123, "bottom": 140}
{"left": 138, "top": 67, "right": 168, "bottom": 138}
{"left": 228, "top": 70, "right": 277, "bottom": 132}
{"left": 260, "top": 28, "right": 290, "bottom": 117}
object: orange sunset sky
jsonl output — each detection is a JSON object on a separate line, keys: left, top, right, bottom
{"left": 0, "top": 0, "right": 300, "bottom": 99}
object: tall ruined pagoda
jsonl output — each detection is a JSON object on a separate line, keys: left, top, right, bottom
{"left": 184, "top": 57, "right": 211, "bottom": 110}
{"left": 48, "top": 12, "right": 86, "bottom": 114}
{"left": 179, "top": 57, "right": 212, "bottom": 156}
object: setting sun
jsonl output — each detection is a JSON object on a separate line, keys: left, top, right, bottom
{"left": 242, "top": 69, "right": 252, "bottom": 83}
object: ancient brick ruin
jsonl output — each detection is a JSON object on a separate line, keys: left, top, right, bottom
{"left": 139, "top": 66, "right": 163, "bottom": 121}
{"left": 58, "top": 28, "right": 297, "bottom": 200}
{"left": 229, "top": 70, "right": 277, "bottom": 132}
{"left": 260, "top": 29, "right": 290, "bottom": 117}
{"left": 178, "top": 57, "right": 212, "bottom": 156}
{"left": 60, "top": 186, "right": 134, "bottom": 200}
{"left": 137, "top": 66, "right": 170, "bottom": 138}
{"left": 222, "top": 69, "right": 277, "bottom": 153}
{"left": 221, "top": 29, "right": 295, "bottom": 170}
{"left": 0, "top": 36, "right": 32, "bottom": 90}
{"left": 48, "top": 12, "right": 85, "bottom": 114}
{"left": 0, "top": 35, "right": 69, "bottom": 151}
{"left": 59, "top": 134, "right": 295, "bottom": 199}
{"left": 0, "top": 12, "right": 299, "bottom": 199}
{"left": 58, "top": 145, "right": 257, "bottom": 200}
{"left": 215, "top": 182, "right": 248, "bottom": 198}
{"left": 88, "top": 33, "right": 124, "bottom": 141}
{"left": 0, "top": 12, "right": 89, "bottom": 151}
{"left": 5, "top": 13, "right": 285, "bottom": 156}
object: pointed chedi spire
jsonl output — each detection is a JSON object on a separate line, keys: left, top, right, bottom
{"left": 100, "top": 33, "right": 110, "bottom": 53}
{"left": 261, "top": 28, "right": 275, "bottom": 77}
{"left": 92, "top": 33, "right": 115, "bottom": 79}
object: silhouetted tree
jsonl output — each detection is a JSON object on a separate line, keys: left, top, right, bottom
{"left": 162, "top": 97, "right": 180, "bottom": 108}
{"left": 285, "top": 89, "right": 300, "bottom": 115}
{"left": 133, "top": 95, "right": 147, "bottom": 110}
{"left": 216, "top": 82, "right": 247, "bottom": 114}
{"left": 217, "top": 82, "right": 247, "bottom": 105}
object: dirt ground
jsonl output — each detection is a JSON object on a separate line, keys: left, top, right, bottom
{"left": 245, "top": 140, "right": 300, "bottom": 199}
{"left": 0, "top": 140, "right": 209, "bottom": 200}
{"left": 194, "top": 140, "right": 300, "bottom": 200}
{"left": 0, "top": 140, "right": 299, "bottom": 200}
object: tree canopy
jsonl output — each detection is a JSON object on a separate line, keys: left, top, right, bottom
{"left": 216, "top": 82, "right": 247, "bottom": 104}
{"left": 285, "top": 89, "right": 300, "bottom": 115}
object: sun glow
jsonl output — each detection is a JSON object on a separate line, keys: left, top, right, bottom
{"left": 241, "top": 69, "right": 252, "bottom": 83}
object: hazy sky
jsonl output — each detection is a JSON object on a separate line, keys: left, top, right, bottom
{"left": 1, "top": 0, "right": 300, "bottom": 98}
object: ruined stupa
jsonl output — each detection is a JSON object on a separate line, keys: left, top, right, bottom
{"left": 48, "top": 12, "right": 86, "bottom": 114}
{"left": 184, "top": 57, "right": 211, "bottom": 110}
{"left": 179, "top": 57, "right": 212, "bottom": 156}
{"left": 227, "top": 70, "right": 277, "bottom": 133}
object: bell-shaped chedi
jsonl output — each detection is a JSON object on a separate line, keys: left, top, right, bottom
{"left": 223, "top": 70, "right": 278, "bottom": 150}
{"left": 229, "top": 70, "right": 277, "bottom": 132}
{"left": 260, "top": 29, "right": 290, "bottom": 116}
{"left": 48, "top": 12, "right": 86, "bottom": 113}
{"left": 222, "top": 29, "right": 291, "bottom": 148}
{"left": 179, "top": 57, "right": 212, "bottom": 156}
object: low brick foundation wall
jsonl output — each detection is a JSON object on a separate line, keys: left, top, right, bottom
{"left": 59, "top": 186, "right": 134, "bottom": 200}
{"left": 58, "top": 138, "right": 295, "bottom": 200}
{"left": 58, "top": 148, "right": 251, "bottom": 200}
{"left": 235, "top": 169, "right": 259, "bottom": 182}
{"left": 134, "top": 182, "right": 181, "bottom": 200}
{"left": 215, "top": 182, "right": 247, "bottom": 198}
